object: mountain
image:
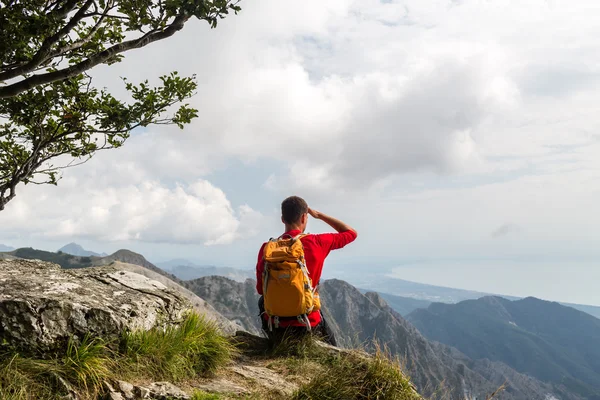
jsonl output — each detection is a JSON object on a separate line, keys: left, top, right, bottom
{"left": 358, "top": 289, "right": 432, "bottom": 316}
{"left": 170, "top": 265, "right": 254, "bottom": 282}
{"left": 353, "top": 275, "right": 600, "bottom": 320}
{"left": 183, "top": 276, "right": 262, "bottom": 335}
{"left": 58, "top": 242, "right": 107, "bottom": 257}
{"left": 407, "top": 296, "right": 600, "bottom": 399}
{"left": 5, "top": 246, "right": 180, "bottom": 286}
{"left": 186, "top": 276, "right": 575, "bottom": 400}
{"left": 92, "top": 249, "right": 180, "bottom": 282}
{"left": 156, "top": 259, "right": 254, "bottom": 282}
{"left": 349, "top": 274, "right": 507, "bottom": 303}
{"left": 566, "top": 303, "right": 600, "bottom": 320}
{"left": 5, "top": 247, "right": 96, "bottom": 269}
{"left": 0, "top": 244, "right": 14, "bottom": 252}
{"left": 155, "top": 258, "right": 197, "bottom": 269}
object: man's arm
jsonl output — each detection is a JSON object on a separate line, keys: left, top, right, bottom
{"left": 309, "top": 208, "right": 357, "bottom": 234}
{"left": 309, "top": 208, "right": 357, "bottom": 251}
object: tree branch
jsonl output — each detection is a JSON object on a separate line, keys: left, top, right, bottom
{"left": 49, "top": 0, "right": 82, "bottom": 20}
{"left": 0, "top": 177, "right": 18, "bottom": 211}
{"left": 45, "top": 1, "right": 114, "bottom": 63}
{"left": 0, "top": 14, "right": 188, "bottom": 99}
{"left": 0, "top": 0, "right": 96, "bottom": 82}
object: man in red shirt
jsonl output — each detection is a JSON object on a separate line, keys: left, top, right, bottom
{"left": 256, "top": 196, "right": 357, "bottom": 345}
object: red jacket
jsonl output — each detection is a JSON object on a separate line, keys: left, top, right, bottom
{"left": 256, "top": 228, "right": 357, "bottom": 327}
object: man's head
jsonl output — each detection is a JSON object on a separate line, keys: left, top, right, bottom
{"left": 281, "top": 195, "right": 309, "bottom": 231}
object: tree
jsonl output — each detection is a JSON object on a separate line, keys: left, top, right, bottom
{"left": 0, "top": 0, "right": 241, "bottom": 210}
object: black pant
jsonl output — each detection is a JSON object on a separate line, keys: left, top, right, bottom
{"left": 258, "top": 296, "right": 337, "bottom": 347}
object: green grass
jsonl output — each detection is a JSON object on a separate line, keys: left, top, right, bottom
{"left": 191, "top": 391, "right": 223, "bottom": 400}
{"left": 120, "top": 312, "right": 235, "bottom": 381}
{"left": 0, "top": 312, "right": 234, "bottom": 399}
{"left": 267, "top": 330, "right": 322, "bottom": 359}
{"left": 0, "top": 335, "right": 111, "bottom": 400}
{"left": 291, "top": 344, "right": 422, "bottom": 400}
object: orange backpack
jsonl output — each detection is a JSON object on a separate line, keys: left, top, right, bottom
{"left": 261, "top": 234, "right": 321, "bottom": 330}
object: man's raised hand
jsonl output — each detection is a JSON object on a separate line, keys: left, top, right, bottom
{"left": 308, "top": 208, "right": 356, "bottom": 234}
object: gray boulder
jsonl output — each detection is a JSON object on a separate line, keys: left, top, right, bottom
{"left": 107, "top": 261, "right": 240, "bottom": 335}
{"left": 0, "top": 258, "right": 234, "bottom": 352}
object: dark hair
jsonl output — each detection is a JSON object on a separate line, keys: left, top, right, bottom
{"left": 281, "top": 196, "right": 308, "bottom": 225}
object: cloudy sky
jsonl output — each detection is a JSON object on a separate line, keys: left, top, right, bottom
{"left": 2, "top": 0, "right": 600, "bottom": 305}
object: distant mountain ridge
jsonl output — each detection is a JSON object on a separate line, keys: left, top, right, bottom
{"left": 155, "top": 258, "right": 197, "bottom": 269}
{"left": 0, "top": 244, "right": 14, "bottom": 252}
{"left": 407, "top": 296, "right": 600, "bottom": 399}
{"left": 156, "top": 259, "right": 254, "bottom": 282}
{"left": 2, "top": 247, "right": 180, "bottom": 283}
{"left": 58, "top": 242, "right": 107, "bottom": 257}
{"left": 358, "top": 289, "right": 432, "bottom": 316}
{"left": 352, "top": 274, "right": 600, "bottom": 320}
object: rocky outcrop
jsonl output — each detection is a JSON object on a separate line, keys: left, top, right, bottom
{"left": 105, "top": 380, "right": 190, "bottom": 399}
{"left": 0, "top": 259, "right": 235, "bottom": 352}
{"left": 111, "top": 261, "right": 240, "bottom": 334}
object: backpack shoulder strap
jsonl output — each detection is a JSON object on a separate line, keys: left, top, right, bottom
{"left": 292, "top": 233, "right": 309, "bottom": 241}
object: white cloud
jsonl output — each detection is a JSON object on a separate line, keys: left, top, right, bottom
{"left": 0, "top": 175, "right": 262, "bottom": 245}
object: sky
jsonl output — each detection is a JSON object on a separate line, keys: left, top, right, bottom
{"left": 1, "top": 0, "right": 600, "bottom": 305}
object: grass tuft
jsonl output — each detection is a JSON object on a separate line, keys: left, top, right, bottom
{"left": 0, "top": 355, "right": 53, "bottom": 400}
{"left": 293, "top": 343, "right": 421, "bottom": 400}
{"left": 120, "top": 312, "right": 235, "bottom": 380}
{"left": 267, "top": 330, "right": 321, "bottom": 359}
{"left": 0, "top": 312, "right": 234, "bottom": 399}
{"left": 191, "top": 390, "right": 223, "bottom": 400}
{"left": 59, "top": 335, "right": 112, "bottom": 392}
{"left": 0, "top": 335, "right": 111, "bottom": 400}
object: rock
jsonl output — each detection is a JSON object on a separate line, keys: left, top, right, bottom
{"left": 117, "top": 380, "right": 135, "bottom": 399}
{"left": 145, "top": 382, "right": 190, "bottom": 399}
{"left": 230, "top": 330, "right": 269, "bottom": 356}
{"left": 134, "top": 382, "right": 189, "bottom": 399}
{"left": 109, "top": 261, "right": 240, "bottom": 335}
{"left": 195, "top": 378, "right": 250, "bottom": 395}
{"left": 0, "top": 259, "right": 192, "bottom": 352}
{"left": 107, "top": 392, "right": 124, "bottom": 400}
{"left": 136, "top": 386, "right": 151, "bottom": 398}
{"left": 230, "top": 364, "right": 298, "bottom": 396}
{"left": 104, "top": 382, "right": 126, "bottom": 400}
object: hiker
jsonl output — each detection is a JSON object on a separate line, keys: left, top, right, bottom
{"left": 255, "top": 195, "right": 357, "bottom": 346}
